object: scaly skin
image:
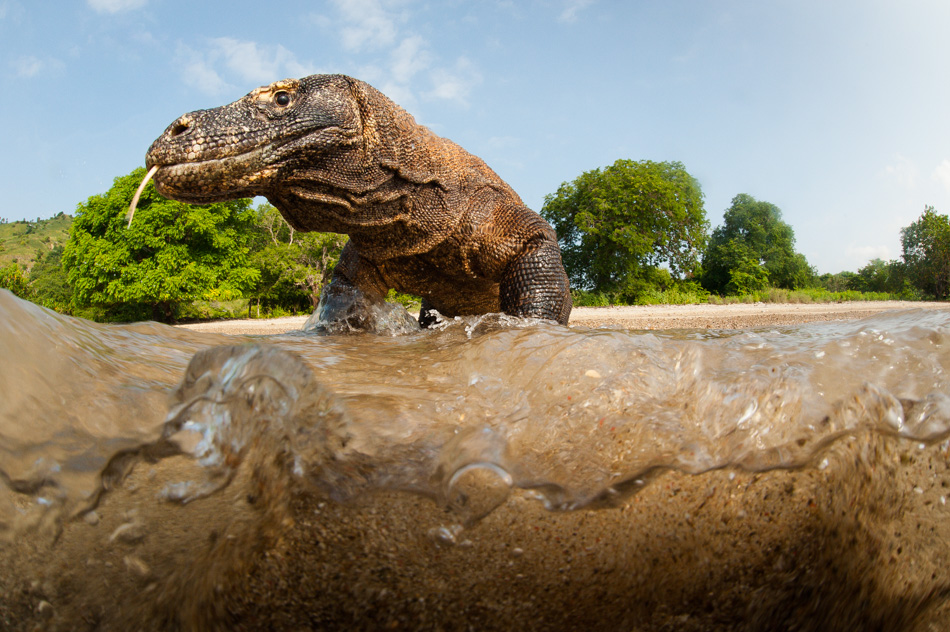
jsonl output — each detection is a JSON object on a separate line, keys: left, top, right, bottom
{"left": 145, "top": 74, "right": 571, "bottom": 328}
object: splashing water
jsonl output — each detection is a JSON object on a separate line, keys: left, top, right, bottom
{"left": 2, "top": 289, "right": 950, "bottom": 630}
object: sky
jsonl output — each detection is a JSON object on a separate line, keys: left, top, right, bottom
{"left": 2, "top": 0, "right": 949, "bottom": 274}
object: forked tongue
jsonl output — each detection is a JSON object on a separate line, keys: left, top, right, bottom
{"left": 126, "top": 165, "right": 159, "bottom": 228}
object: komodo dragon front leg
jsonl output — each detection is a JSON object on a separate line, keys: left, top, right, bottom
{"left": 307, "top": 241, "right": 420, "bottom": 333}
{"left": 414, "top": 236, "right": 571, "bottom": 328}
{"left": 498, "top": 235, "right": 573, "bottom": 325}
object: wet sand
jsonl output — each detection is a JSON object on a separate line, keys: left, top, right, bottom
{"left": 182, "top": 302, "right": 950, "bottom": 630}
{"left": 178, "top": 300, "right": 950, "bottom": 335}
{"left": 6, "top": 302, "right": 950, "bottom": 631}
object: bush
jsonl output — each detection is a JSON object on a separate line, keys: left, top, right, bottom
{"left": 707, "top": 286, "right": 906, "bottom": 305}
{"left": 571, "top": 290, "right": 616, "bottom": 307}
{"left": 0, "top": 263, "right": 31, "bottom": 299}
{"left": 634, "top": 281, "right": 709, "bottom": 306}
{"left": 178, "top": 299, "right": 252, "bottom": 321}
{"left": 386, "top": 289, "right": 422, "bottom": 311}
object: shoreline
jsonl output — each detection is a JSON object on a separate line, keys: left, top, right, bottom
{"left": 176, "top": 300, "right": 950, "bottom": 335}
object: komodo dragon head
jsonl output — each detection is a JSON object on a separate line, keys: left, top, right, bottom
{"left": 145, "top": 74, "right": 462, "bottom": 240}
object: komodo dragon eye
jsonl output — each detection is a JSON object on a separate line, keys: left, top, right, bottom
{"left": 274, "top": 91, "right": 292, "bottom": 106}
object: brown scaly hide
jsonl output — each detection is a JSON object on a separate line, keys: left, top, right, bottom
{"left": 145, "top": 74, "right": 572, "bottom": 327}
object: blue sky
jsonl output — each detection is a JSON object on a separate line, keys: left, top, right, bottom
{"left": 2, "top": 0, "right": 949, "bottom": 274}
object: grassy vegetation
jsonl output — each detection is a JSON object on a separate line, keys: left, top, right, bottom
{"left": 0, "top": 214, "right": 72, "bottom": 270}
{"left": 706, "top": 287, "right": 903, "bottom": 305}
{"left": 573, "top": 285, "right": 908, "bottom": 308}
{"left": 387, "top": 288, "right": 422, "bottom": 311}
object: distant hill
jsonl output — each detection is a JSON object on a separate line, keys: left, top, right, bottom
{"left": 0, "top": 213, "right": 72, "bottom": 270}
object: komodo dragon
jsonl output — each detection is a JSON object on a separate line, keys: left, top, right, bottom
{"left": 143, "top": 74, "right": 571, "bottom": 329}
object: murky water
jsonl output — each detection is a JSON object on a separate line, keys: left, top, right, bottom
{"left": 2, "top": 288, "right": 950, "bottom": 630}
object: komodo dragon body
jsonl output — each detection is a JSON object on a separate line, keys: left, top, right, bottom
{"left": 145, "top": 74, "right": 571, "bottom": 329}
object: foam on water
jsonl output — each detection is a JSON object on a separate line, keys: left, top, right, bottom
{"left": 2, "top": 288, "right": 950, "bottom": 629}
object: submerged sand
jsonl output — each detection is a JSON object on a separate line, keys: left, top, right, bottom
{"left": 5, "top": 302, "right": 950, "bottom": 630}
{"left": 178, "top": 302, "right": 950, "bottom": 630}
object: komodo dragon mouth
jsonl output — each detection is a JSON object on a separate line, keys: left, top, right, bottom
{"left": 128, "top": 146, "right": 277, "bottom": 226}
{"left": 128, "top": 147, "right": 276, "bottom": 226}
{"left": 148, "top": 145, "right": 276, "bottom": 200}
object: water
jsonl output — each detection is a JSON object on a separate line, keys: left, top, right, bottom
{"left": 2, "top": 288, "right": 950, "bottom": 630}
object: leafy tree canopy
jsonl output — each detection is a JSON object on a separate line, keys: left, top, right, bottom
{"left": 29, "top": 245, "right": 72, "bottom": 311}
{"left": 701, "top": 193, "right": 813, "bottom": 294}
{"left": 249, "top": 203, "right": 347, "bottom": 313}
{"left": 541, "top": 159, "right": 708, "bottom": 300}
{"left": 62, "top": 167, "right": 260, "bottom": 322}
{"left": 0, "top": 263, "right": 30, "bottom": 299}
{"left": 901, "top": 206, "right": 950, "bottom": 299}
{"left": 816, "top": 271, "right": 856, "bottom": 293}
{"left": 847, "top": 258, "right": 911, "bottom": 296}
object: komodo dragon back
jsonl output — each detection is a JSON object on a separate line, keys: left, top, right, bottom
{"left": 144, "top": 74, "right": 572, "bottom": 329}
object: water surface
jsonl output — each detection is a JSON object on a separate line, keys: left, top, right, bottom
{"left": 2, "top": 289, "right": 949, "bottom": 630}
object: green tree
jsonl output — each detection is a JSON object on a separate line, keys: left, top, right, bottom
{"left": 0, "top": 263, "right": 31, "bottom": 299}
{"left": 818, "top": 271, "right": 856, "bottom": 293}
{"left": 702, "top": 194, "right": 813, "bottom": 294}
{"left": 901, "top": 206, "right": 950, "bottom": 299}
{"left": 849, "top": 258, "right": 907, "bottom": 295}
{"left": 727, "top": 249, "right": 771, "bottom": 296}
{"left": 541, "top": 159, "right": 708, "bottom": 301}
{"left": 249, "top": 203, "right": 347, "bottom": 314}
{"left": 63, "top": 167, "right": 260, "bottom": 322}
{"left": 698, "top": 236, "right": 770, "bottom": 296}
{"left": 29, "top": 245, "right": 72, "bottom": 311}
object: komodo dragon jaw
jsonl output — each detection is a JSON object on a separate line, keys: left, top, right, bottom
{"left": 145, "top": 76, "right": 359, "bottom": 204}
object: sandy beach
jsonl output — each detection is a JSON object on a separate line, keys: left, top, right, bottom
{"left": 177, "top": 300, "right": 950, "bottom": 335}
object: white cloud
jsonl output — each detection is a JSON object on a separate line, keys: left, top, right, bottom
{"left": 376, "top": 81, "right": 416, "bottom": 110}
{"left": 210, "top": 38, "right": 313, "bottom": 84}
{"left": 558, "top": 0, "right": 594, "bottom": 23}
{"left": 87, "top": 0, "right": 146, "bottom": 14}
{"left": 390, "top": 36, "right": 431, "bottom": 84}
{"left": 175, "top": 39, "right": 316, "bottom": 97}
{"left": 11, "top": 55, "right": 64, "bottom": 78}
{"left": 0, "top": 1, "right": 25, "bottom": 23}
{"left": 427, "top": 57, "right": 482, "bottom": 105}
{"left": 846, "top": 244, "right": 892, "bottom": 264}
{"left": 884, "top": 154, "right": 919, "bottom": 190}
{"left": 933, "top": 159, "right": 950, "bottom": 193}
{"left": 333, "top": 0, "right": 401, "bottom": 52}
{"left": 12, "top": 55, "right": 42, "bottom": 77}
{"left": 175, "top": 44, "right": 233, "bottom": 96}
{"left": 311, "top": 2, "right": 481, "bottom": 108}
